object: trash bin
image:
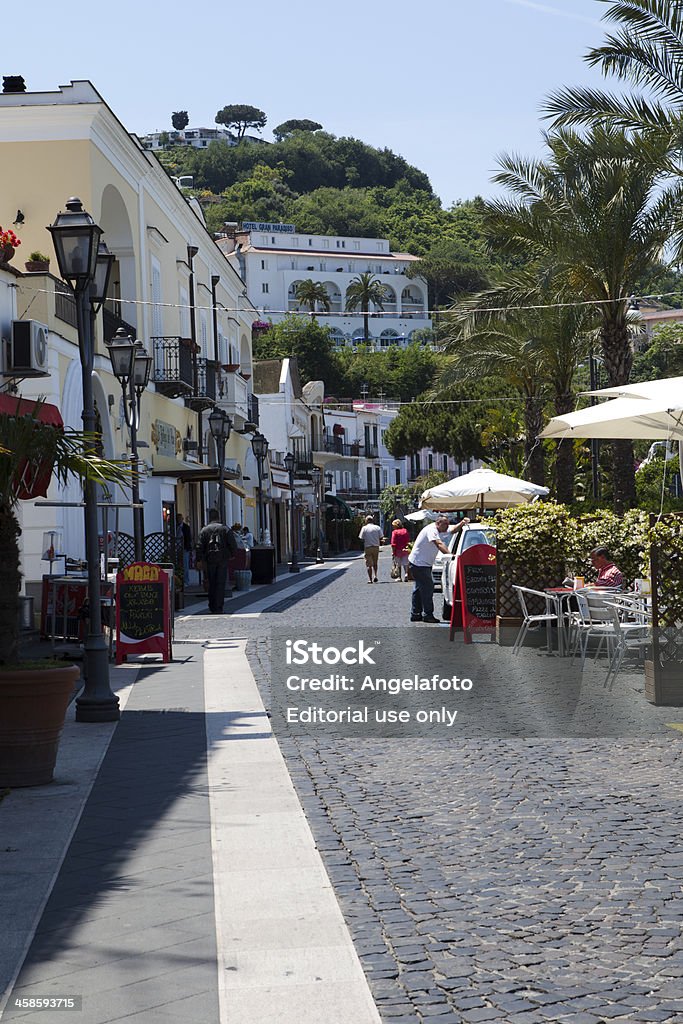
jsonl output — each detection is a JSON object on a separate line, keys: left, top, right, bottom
{"left": 18, "top": 595, "right": 34, "bottom": 631}
{"left": 250, "top": 545, "right": 276, "bottom": 585}
{"left": 234, "top": 570, "right": 252, "bottom": 591}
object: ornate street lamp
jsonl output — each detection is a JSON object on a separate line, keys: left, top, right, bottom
{"left": 251, "top": 431, "right": 269, "bottom": 544}
{"left": 310, "top": 465, "right": 324, "bottom": 563}
{"left": 48, "top": 198, "right": 117, "bottom": 722}
{"left": 106, "top": 328, "right": 152, "bottom": 561}
{"left": 283, "top": 451, "right": 300, "bottom": 574}
{"left": 209, "top": 407, "right": 232, "bottom": 523}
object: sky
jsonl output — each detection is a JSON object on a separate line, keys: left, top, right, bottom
{"left": 3, "top": 0, "right": 613, "bottom": 207}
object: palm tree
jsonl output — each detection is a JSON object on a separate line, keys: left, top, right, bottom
{"left": 345, "top": 272, "right": 389, "bottom": 345}
{"left": 485, "top": 125, "right": 683, "bottom": 509}
{"left": 442, "top": 279, "right": 596, "bottom": 500}
{"left": 436, "top": 310, "right": 549, "bottom": 487}
{"left": 544, "top": 0, "right": 683, "bottom": 143}
{"left": 294, "top": 279, "right": 331, "bottom": 318}
{"left": 0, "top": 405, "right": 129, "bottom": 665}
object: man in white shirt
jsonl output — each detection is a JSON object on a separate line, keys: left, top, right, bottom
{"left": 408, "top": 515, "right": 469, "bottom": 622}
{"left": 358, "top": 515, "right": 384, "bottom": 584}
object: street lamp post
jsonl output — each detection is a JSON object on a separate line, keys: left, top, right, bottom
{"left": 48, "top": 198, "right": 119, "bottom": 722}
{"left": 283, "top": 452, "right": 300, "bottom": 574}
{"left": 588, "top": 349, "right": 601, "bottom": 500}
{"left": 311, "top": 465, "right": 324, "bottom": 563}
{"left": 208, "top": 408, "right": 231, "bottom": 523}
{"left": 106, "top": 328, "right": 152, "bottom": 562}
{"left": 251, "top": 432, "right": 269, "bottom": 543}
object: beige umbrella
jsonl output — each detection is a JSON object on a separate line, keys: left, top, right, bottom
{"left": 539, "top": 382, "right": 683, "bottom": 471}
{"left": 419, "top": 467, "right": 549, "bottom": 513}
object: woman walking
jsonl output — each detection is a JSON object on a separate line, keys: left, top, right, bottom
{"left": 390, "top": 519, "right": 411, "bottom": 582}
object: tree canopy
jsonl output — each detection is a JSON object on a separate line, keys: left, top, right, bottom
{"left": 215, "top": 104, "right": 267, "bottom": 139}
{"left": 273, "top": 119, "right": 323, "bottom": 142}
{"left": 171, "top": 111, "right": 189, "bottom": 131}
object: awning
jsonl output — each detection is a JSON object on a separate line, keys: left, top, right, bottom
{"left": 0, "top": 394, "right": 64, "bottom": 500}
{"left": 324, "top": 492, "right": 354, "bottom": 520}
{"left": 0, "top": 394, "right": 63, "bottom": 426}
{"left": 271, "top": 467, "right": 292, "bottom": 489}
{"left": 223, "top": 479, "right": 247, "bottom": 498}
{"left": 151, "top": 455, "right": 240, "bottom": 482}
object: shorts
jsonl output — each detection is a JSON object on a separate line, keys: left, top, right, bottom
{"left": 364, "top": 546, "right": 380, "bottom": 570}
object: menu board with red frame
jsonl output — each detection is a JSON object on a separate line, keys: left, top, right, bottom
{"left": 449, "top": 544, "right": 497, "bottom": 644}
{"left": 116, "top": 562, "right": 172, "bottom": 663}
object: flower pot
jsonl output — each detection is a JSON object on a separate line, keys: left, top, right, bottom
{"left": 0, "top": 663, "right": 79, "bottom": 787}
{"left": 222, "top": 363, "right": 239, "bottom": 372}
{"left": 0, "top": 245, "right": 15, "bottom": 265}
{"left": 24, "top": 260, "right": 50, "bottom": 273}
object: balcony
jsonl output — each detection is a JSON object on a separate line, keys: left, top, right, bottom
{"left": 220, "top": 368, "right": 249, "bottom": 424}
{"left": 103, "top": 307, "right": 137, "bottom": 342}
{"left": 293, "top": 440, "right": 314, "bottom": 473}
{"left": 246, "top": 392, "right": 259, "bottom": 429}
{"left": 185, "top": 357, "right": 217, "bottom": 411}
{"left": 319, "top": 434, "right": 363, "bottom": 458}
{"left": 152, "top": 337, "right": 193, "bottom": 398}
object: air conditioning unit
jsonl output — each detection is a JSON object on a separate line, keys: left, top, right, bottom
{"left": 9, "top": 320, "right": 49, "bottom": 377}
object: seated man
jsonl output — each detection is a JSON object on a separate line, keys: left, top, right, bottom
{"left": 589, "top": 546, "right": 624, "bottom": 589}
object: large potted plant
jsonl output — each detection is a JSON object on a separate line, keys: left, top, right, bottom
{"left": 0, "top": 402, "right": 127, "bottom": 786}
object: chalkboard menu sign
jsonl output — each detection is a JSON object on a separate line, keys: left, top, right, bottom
{"left": 455, "top": 544, "right": 497, "bottom": 644}
{"left": 116, "top": 563, "right": 171, "bottom": 663}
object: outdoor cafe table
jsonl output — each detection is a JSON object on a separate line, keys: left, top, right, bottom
{"left": 544, "top": 587, "right": 575, "bottom": 657}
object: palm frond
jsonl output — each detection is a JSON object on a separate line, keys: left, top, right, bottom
{"left": 543, "top": 85, "right": 675, "bottom": 131}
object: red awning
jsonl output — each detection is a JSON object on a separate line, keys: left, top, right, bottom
{"left": 0, "top": 394, "right": 63, "bottom": 426}
{"left": 0, "top": 395, "right": 64, "bottom": 499}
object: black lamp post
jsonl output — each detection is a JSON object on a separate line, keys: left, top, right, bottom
{"left": 283, "top": 451, "right": 300, "bottom": 574}
{"left": 311, "top": 466, "right": 324, "bottom": 563}
{"left": 48, "top": 198, "right": 118, "bottom": 723}
{"left": 106, "top": 328, "right": 152, "bottom": 562}
{"left": 588, "top": 349, "right": 601, "bottom": 500}
{"left": 209, "top": 408, "right": 231, "bottom": 523}
{"left": 251, "top": 432, "right": 269, "bottom": 544}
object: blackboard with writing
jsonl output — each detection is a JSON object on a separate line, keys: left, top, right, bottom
{"left": 458, "top": 545, "right": 497, "bottom": 644}
{"left": 116, "top": 563, "right": 171, "bottom": 663}
{"left": 464, "top": 564, "right": 497, "bottom": 622}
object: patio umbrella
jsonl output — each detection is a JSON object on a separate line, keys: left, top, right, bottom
{"left": 419, "top": 467, "right": 549, "bottom": 513}
{"left": 404, "top": 509, "right": 440, "bottom": 522}
{"left": 539, "top": 381, "right": 683, "bottom": 467}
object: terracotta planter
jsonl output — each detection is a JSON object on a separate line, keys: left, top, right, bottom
{"left": 24, "top": 260, "right": 50, "bottom": 273}
{"left": 0, "top": 244, "right": 15, "bottom": 265}
{"left": 0, "top": 663, "right": 79, "bottom": 787}
{"left": 222, "top": 363, "right": 239, "bottom": 372}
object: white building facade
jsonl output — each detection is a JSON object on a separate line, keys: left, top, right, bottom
{"left": 218, "top": 225, "right": 431, "bottom": 349}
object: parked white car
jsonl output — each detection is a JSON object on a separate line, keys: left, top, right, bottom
{"left": 440, "top": 523, "right": 497, "bottom": 619}
{"left": 431, "top": 530, "right": 458, "bottom": 590}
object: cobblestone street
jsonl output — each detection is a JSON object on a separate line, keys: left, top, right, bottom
{"left": 176, "top": 556, "right": 683, "bottom": 1024}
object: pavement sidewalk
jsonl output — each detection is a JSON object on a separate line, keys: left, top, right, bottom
{"left": 0, "top": 556, "right": 379, "bottom": 1023}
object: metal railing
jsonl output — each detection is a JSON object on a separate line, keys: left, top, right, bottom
{"left": 187, "top": 357, "right": 216, "bottom": 409}
{"left": 152, "top": 336, "right": 194, "bottom": 397}
{"left": 103, "top": 307, "right": 137, "bottom": 341}
{"left": 247, "top": 392, "right": 259, "bottom": 428}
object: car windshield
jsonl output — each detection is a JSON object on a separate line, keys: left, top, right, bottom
{"left": 461, "top": 528, "right": 497, "bottom": 552}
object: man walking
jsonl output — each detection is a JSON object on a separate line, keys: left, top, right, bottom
{"left": 408, "top": 515, "right": 469, "bottom": 622}
{"left": 198, "top": 508, "right": 237, "bottom": 614}
{"left": 358, "top": 514, "right": 383, "bottom": 583}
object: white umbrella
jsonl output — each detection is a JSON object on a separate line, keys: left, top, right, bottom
{"left": 419, "top": 467, "right": 549, "bottom": 512}
{"left": 405, "top": 509, "right": 440, "bottom": 522}
{"left": 539, "top": 377, "right": 683, "bottom": 465}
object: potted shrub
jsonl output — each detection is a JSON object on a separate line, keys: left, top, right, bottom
{"left": 0, "top": 226, "right": 21, "bottom": 265}
{"left": 0, "top": 402, "right": 128, "bottom": 786}
{"left": 24, "top": 250, "right": 50, "bottom": 273}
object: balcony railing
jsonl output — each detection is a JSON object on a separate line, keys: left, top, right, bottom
{"left": 152, "top": 337, "right": 193, "bottom": 398}
{"left": 103, "top": 307, "right": 137, "bottom": 342}
{"left": 247, "top": 392, "right": 259, "bottom": 429}
{"left": 220, "top": 368, "right": 249, "bottom": 423}
{"left": 293, "top": 441, "right": 314, "bottom": 473}
{"left": 54, "top": 281, "right": 77, "bottom": 329}
{"left": 186, "top": 357, "right": 217, "bottom": 410}
{"left": 319, "top": 435, "right": 363, "bottom": 458}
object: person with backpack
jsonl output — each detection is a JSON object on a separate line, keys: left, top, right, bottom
{"left": 197, "top": 508, "right": 237, "bottom": 614}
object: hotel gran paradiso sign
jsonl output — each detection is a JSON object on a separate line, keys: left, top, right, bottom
{"left": 242, "top": 222, "right": 295, "bottom": 233}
